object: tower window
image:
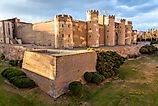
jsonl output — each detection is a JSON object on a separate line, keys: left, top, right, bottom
{"left": 8, "top": 28, "right": 10, "bottom": 35}
{"left": 68, "top": 24, "right": 70, "bottom": 28}
{"left": 62, "top": 34, "right": 64, "bottom": 38}
{"left": 62, "top": 24, "right": 64, "bottom": 27}
{"left": 68, "top": 34, "right": 70, "bottom": 37}
{"left": 107, "top": 30, "right": 109, "bottom": 32}
{"left": 89, "top": 28, "right": 91, "bottom": 30}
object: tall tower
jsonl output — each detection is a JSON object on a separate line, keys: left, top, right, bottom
{"left": 54, "top": 15, "right": 74, "bottom": 49}
{"left": 105, "top": 15, "right": 116, "bottom": 46}
{"left": 86, "top": 10, "right": 100, "bottom": 47}
{"left": 125, "top": 21, "right": 133, "bottom": 45}
{"left": 118, "top": 19, "right": 126, "bottom": 45}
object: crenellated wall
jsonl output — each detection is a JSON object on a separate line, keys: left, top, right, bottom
{"left": 73, "top": 21, "right": 87, "bottom": 47}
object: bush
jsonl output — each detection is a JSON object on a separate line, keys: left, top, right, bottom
{"left": 69, "top": 81, "right": 83, "bottom": 96}
{"left": 139, "top": 45, "right": 157, "bottom": 54}
{"left": 1, "top": 68, "right": 35, "bottom": 88}
{"left": 96, "top": 50, "right": 125, "bottom": 75}
{"left": 84, "top": 72, "right": 93, "bottom": 83}
{"left": 91, "top": 72, "right": 103, "bottom": 84}
{"left": 10, "top": 76, "right": 35, "bottom": 88}
{"left": 101, "top": 71, "right": 110, "bottom": 78}
{"left": 9, "top": 60, "right": 23, "bottom": 67}
{"left": 0, "top": 54, "right": 5, "bottom": 60}
{"left": 9, "top": 60, "right": 19, "bottom": 66}
{"left": 151, "top": 40, "right": 158, "bottom": 45}
{"left": 6, "top": 70, "right": 25, "bottom": 80}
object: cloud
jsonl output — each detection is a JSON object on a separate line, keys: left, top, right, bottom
{"left": 0, "top": 0, "right": 158, "bottom": 30}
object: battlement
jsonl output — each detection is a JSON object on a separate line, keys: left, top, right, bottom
{"left": 127, "top": 21, "right": 132, "bottom": 25}
{"left": 120, "top": 19, "right": 126, "bottom": 22}
{"left": 109, "top": 15, "right": 115, "bottom": 19}
{"left": 54, "top": 14, "right": 73, "bottom": 21}
{"left": 87, "top": 10, "right": 99, "bottom": 15}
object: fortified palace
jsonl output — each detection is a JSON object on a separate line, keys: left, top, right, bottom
{"left": 0, "top": 10, "right": 137, "bottom": 48}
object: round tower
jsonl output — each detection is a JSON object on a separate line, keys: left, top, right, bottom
{"left": 118, "top": 19, "right": 126, "bottom": 45}
{"left": 105, "top": 15, "right": 116, "bottom": 46}
{"left": 86, "top": 10, "right": 100, "bottom": 47}
{"left": 54, "top": 15, "right": 73, "bottom": 49}
{"left": 125, "top": 21, "right": 132, "bottom": 45}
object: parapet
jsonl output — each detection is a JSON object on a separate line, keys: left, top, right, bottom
{"left": 120, "top": 19, "right": 126, "bottom": 22}
{"left": 87, "top": 10, "right": 99, "bottom": 15}
{"left": 54, "top": 14, "right": 73, "bottom": 21}
{"left": 127, "top": 21, "right": 132, "bottom": 25}
{"left": 109, "top": 15, "right": 115, "bottom": 19}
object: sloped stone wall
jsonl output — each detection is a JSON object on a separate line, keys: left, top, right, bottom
{"left": 99, "top": 44, "right": 144, "bottom": 57}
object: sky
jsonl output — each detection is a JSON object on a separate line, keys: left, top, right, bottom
{"left": 0, "top": 0, "right": 158, "bottom": 31}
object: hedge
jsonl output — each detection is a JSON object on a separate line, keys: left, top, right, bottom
{"left": 69, "top": 81, "right": 83, "bottom": 96}
{"left": 1, "top": 68, "right": 35, "bottom": 88}
{"left": 9, "top": 76, "right": 35, "bottom": 88}
{"left": 139, "top": 45, "right": 157, "bottom": 54}
{"left": 84, "top": 50, "right": 125, "bottom": 84}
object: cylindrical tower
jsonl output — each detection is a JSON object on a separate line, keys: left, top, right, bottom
{"left": 54, "top": 15, "right": 73, "bottom": 49}
{"left": 86, "top": 10, "right": 100, "bottom": 47}
{"left": 118, "top": 19, "right": 126, "bottom": 45}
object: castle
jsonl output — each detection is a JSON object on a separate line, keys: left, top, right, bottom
{"left": 0, "top": 10, "right": 137, "bottom": 48}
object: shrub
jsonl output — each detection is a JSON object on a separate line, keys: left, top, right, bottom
{"left": 9, "top": 60, "right": 19, "bottom": 66}
{"left": 139, "top": 45, "right": 157, "bottom": 54}
{"left": 0, "top": 53, "right": 5, "bottom": 60}
{"left": 10, "top": 76, "right": 35, "bottom": 88}
{"left": 69, "top": 81, "right": 83, "bottom": 96}
{"left": 84, "top": 72, "right": 93, "bottom": 82}
{"left": 111, "top": 70, "right": 116, "bottom": 76}
{"left": 151, "top": 40, "right": 158, "bottom": 45}
{"left": 18, "top": 60, "right": 23, "bottom": 68}
{"left": 1, "top": 68, "right": 35, "bottom": 88}
{"left": 9, "top": 60, "right": 23, "bottom": 67}
{"left": 1, "top": 68, "right": 17, "bottom": 78}
{"left": 6, "top": 70, "right": 25, "bottom": 80}
{"left": 96, "top": 50, "right": 125, "bottom": 75}
{"left": 101, "top": 71, "right": 110, "bottom": 78}
{"left": 91, "top": 72, "right": 103, "bottom": 84}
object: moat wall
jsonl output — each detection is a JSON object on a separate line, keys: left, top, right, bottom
{"left": 0, "top": 44, "right": 150, "bottom": 60}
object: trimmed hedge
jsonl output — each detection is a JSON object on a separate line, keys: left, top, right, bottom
{"left": 9, "top": 76, "right": 35, "bottom": 88}
{"left": 139, "top": 45, "right": 157, "bottom": 54}
{"left": 84, "top": 72, "right": 93, "bottom": 83}
{"left": 84, "top": 50, "right": 125, "bottom": 84}
{"left": 1, "top": 68, "right": 35, "bottom": 88}
{"left": 69, "top": 81, "right": 83, "bottom": 96}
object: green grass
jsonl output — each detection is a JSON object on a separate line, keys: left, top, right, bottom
{"left": 0, "top": 54, "right": 158, "bottom": 106}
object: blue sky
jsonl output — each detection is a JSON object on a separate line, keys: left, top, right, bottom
{"left": 0, "top": 0, "right": 158, "bottom": 31}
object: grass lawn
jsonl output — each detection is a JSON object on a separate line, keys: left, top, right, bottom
{"left": 0, "top": 54, "right": 158, "bottom": 106}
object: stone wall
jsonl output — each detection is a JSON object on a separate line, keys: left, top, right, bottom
{"left": 33, "top": 21, "right": 55, "bottom": 33}
{"left": 99, "top": 44, "right": 144, "bottom": 57}
{"left": 16, "top": 23, "right": 55, "bottom": 47}
{"left": 0, "top": 44, "right": 29, "bottom": 60}
{"left": 73, "top": 21, "right": 87, "bottom": 47}
{"left": 22, "top": 50, "right": 97, "bottom": 98}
